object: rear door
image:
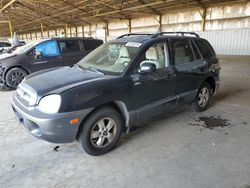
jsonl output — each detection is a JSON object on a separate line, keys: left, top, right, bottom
{"left": 58, "top": 40, "right": 83, "bottom": 66}
{"left": 170, "top": 38, "right": 207, "bottom": 104}
{"left": 33, "top": 40, "right": 62, "bottom": 72}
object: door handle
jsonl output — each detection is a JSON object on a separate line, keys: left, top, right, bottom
{"left": 134, "top": 81, "right": 141, "bottom": 86}
{"left": 167, "top": 73, "right": 177, "bottom": 79}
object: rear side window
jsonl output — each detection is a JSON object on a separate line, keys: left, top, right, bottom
{"left": 171, "top": 39, "right": 194, "bottom": 65}
{"left": 59, "top": 40, "right": 81, "bottom": 54}
{"left": 195, "top": 40, "right": 215, "bottom": 59}
{"left": 83, "top": 40, "right": 103, "bottom": 51}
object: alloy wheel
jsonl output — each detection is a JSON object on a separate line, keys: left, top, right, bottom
{"left": 90, "top": 117, "right": 117, "bottom": 148}
{"left": 198, "top": 87, "right": 210, "bottom": 108}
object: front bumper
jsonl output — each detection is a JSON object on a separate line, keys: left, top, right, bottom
{"left": 11, "top": 94, "right": 93, "bottom": 143}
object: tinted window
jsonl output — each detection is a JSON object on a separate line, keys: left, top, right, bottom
{"left": 195, "top": 39, "right": 215, "bottom": 58}
{"left": 4, "top": 42, "right": 11, "bottom": 47}
{"left": 59, "top": 40, "right": 80, "bottom": 54}
{"left": 35, "top": 40, "right": 60, "bottom": 57}
{"left": 171, "top": 39, "right": 194, "bottom": 65}
{"left": 191, "top": 41, "right": 201, "bottom": 60}
{"left": 83, "top": 40, "right": 103, "bottom": 50}
{"left": 0, "top": 42, "right": 11, "bottom": 47}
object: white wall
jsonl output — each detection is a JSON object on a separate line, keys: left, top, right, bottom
{"left": 198, "top": 29, "right": 250, "bottom": 55}
{"left": 18, "top": 2, "right": 250, "bottom": 55}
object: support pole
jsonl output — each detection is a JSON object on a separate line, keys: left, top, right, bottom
{"left": 201, "top": 8, "right": 206, "bottom": 32}
{"left": 105, "top": 22, "right": 109, "bottom": 42}
{"left": 0, "top": 21, "right": 13, "bottom": 38}
{"left": 40, "top": 22, "right": 44, "bottom": 38}
{"left": 128, "top": 19, "right": 131, "bottom": 33}
{"left": 155, "top": 15, "right": 162, "bottom": 32}
{"left": 8, "top": 21, "right": 13, "bottom": 38}
{"left": 65, "top": 24, "right": 68, "bottom": 37}
{"left": 82, "top": 25, "right": 84, "bottom": 37}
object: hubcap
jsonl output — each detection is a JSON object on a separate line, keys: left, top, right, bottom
{"left": 10, "top": 71, "right": 25, "bottom": 87}
{"left": 198, "top": 87, "right": 210, "bottom": 108}
{"left": 90, "top": 117, "right": 117, "bottom": 148}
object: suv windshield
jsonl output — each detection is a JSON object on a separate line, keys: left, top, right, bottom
{"left": 78, "top": 42, "right": 140, "bottom": 74}
{"left": 12, "top": 40, "right": 45, "bottom": 54}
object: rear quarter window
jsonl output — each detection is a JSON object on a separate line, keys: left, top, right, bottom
{"left": 83, "top": 40, "right": 103, "bottom": 51}
{"left": 195, "top": 39, "right": 216, "bottom": 59}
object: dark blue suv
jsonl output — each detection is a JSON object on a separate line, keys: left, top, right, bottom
{"left": 11, "top": 32, "right": 220, "bottom": 155}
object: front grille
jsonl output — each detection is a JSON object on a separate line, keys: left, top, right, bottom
{"left": 0, "top": 65, "right": 5, "bottom": 76}
{"left": 16, "top": 83, "right": 37, "bottom": 106}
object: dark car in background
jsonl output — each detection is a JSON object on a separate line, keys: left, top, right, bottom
{"left": 0, "top": 37, "right": 103, "bottom": 88}
{"left": 11, "top": 32, "right": 221, "bottom": 156}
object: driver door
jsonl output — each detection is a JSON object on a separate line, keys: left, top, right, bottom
{"left": 32, "top": 40, "right": 62, "bottom": 72}
{"left": 131, "top": 41, "right": 177, "bottom": 123}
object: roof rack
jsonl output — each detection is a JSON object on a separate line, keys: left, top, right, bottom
{"left": 117, "top": 33, "right": 155, "bottom": 39}
{"left": 117, "top": 32, "right": 200, "bottom": 39}
{"left": 152, "top": 32, "right": 200, "bottom": 38}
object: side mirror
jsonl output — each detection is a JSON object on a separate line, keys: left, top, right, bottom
{"left": 35, "top": 51, "right": 42, "bottom": 59}
{"left": 139, "top": 62, "right": 156, "bottom": 73}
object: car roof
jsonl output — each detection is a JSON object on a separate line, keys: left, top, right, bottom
{"left": 51, "top": 37, "right": 102, "bottom": 41}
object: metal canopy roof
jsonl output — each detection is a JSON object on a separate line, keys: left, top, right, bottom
{"left": 0, "top": 0, "right": 248, "bottom": 37}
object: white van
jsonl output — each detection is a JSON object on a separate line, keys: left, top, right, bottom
{"left": 0, "top": 42, "right": 12, "bottom": 53}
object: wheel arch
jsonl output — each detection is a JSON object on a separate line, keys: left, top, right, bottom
{"left": 4, "top": 66, "right": 29, "bottom": 81}
{"left": 76, "top": 101, "right": 129, "bottom": 140}
{"left": 203, "top": 76, "right": 216, "bottom": 94}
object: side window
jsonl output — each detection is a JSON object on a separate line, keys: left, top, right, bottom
{"left": 191, "top": 41, "right": 202, "bottom": 60}
{"left": 4, "top": 42, "right": 11, "bottom": 47}
{"left": 171, "top": 39, "right": 194, "bottom": 65}
{"left": 195, "top": 40, "right": 215, "bottom": 59}
{"left": 35, "top": 40, "right": 60, "bottom": 57}
{"left": 140, "top": 43, "right": 168, "bottom": 70}
{"left": 59, "top": 40, "right": 80, "bottom": 54}
{"left": 83, "top": 40, "right": 102, "bottom": 51}
{"left": 0, "top": 43, "right": 3, "bottom": 47}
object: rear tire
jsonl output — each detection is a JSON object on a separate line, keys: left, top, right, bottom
{"left": 77, "top": 107, "right": 123, "bottom": 156}
{"left": 193, "top": 82, "right": 212, "bottom": 112}
{"left": 5, "top": 68, "right": 27, "bottom": 89}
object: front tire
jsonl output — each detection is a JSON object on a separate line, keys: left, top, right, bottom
{"left": 193, "top": 82, "right": 212, "bottom": 112}
{"left": 5, "top": 68, "right": 27, "bottom": 89}
{"left": 77, "top": 107, "right": 123, "bottom": 156}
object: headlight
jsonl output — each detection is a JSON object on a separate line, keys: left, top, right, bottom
{"left": 38, "top": 94, "right": 61, "bottom": 114}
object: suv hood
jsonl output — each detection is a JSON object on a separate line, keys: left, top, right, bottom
{"left": 0, "top": 53, "right": 16, "bottom": 60}
{"left": 22, "top": 66, "right": 104, "bottom": 97}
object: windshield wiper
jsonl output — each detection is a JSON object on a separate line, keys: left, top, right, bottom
{"left": 74, "top": 64, "right": 84, "bottom": 70}
{"left": 87, "top": 66, "right": 104, "bottom": 75}
{"left": 74, "top": 64, "right": 104, "bottom": 75}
